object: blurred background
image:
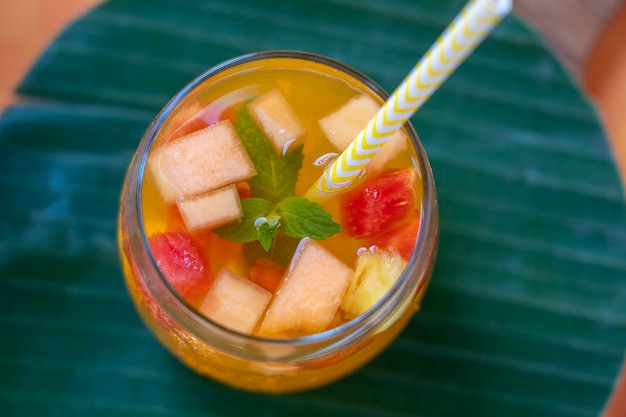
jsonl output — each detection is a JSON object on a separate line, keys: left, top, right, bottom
{"left": 0, "top": 0, "right": 624, "bottom": 416}
{"left": 0, "top": 0, "right": 101, "bottom": 110}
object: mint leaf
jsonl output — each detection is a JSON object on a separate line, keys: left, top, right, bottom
{"left": 283, "top": 143, "right": 304, "bottom": 193}
{"left": 235, "top": 107, "right": 303, "bottom": 202}
{"left": 214, "top": 198, "right": 273, "bottom": 242}
{"left": 254, "top": 213, "right": 281, "bottom": 252}
{"left": 258, "top": 227, "right": 276, "bottom": 252}
{"left": 276, "top": 197, "right": 342, "bottom": 240}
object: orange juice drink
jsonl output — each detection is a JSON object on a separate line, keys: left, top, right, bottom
{"left": 117, "top": 51, "right": 438, "bottom": 393}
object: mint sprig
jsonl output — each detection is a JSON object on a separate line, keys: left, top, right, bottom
{"left": 216, "top": 105, "right": 341, "bottom": 253}
{"left": 214, "top": 198, "right": 273, "bottom": 242}
{"left": 215, "top": 196, "right": 341, "bottom": 251}
{"left": 235, "top": 106, "right": 303, "bottom": 202}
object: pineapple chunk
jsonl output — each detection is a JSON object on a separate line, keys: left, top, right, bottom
{"left": 147, "top": 120, "right": 256, "bottom": 203}
{"left": 259, "top": 238, "right": 353, "bottom": 336}
{"left": 247, "top": 88, "right": 305, "bottom": 153}
{"left": 319, "top": 94, "right": 407, "bottom": 174}
{"left": 341, "top": 248, "right": 407, "bottom": 318}
{"left": 199, "top": 268, "right": 272, "bottom": 334}
{"left": 176, "top": 184, "right": 243, "bottom": 232}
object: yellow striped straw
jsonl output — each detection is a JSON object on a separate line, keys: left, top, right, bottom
{"left": 306, "top": 0, "right": 512, "bottom": 200}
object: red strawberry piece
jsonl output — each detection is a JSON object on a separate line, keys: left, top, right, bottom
{"left": 369, "top": 217, "right": 420, "bottom": 261}
{"left": 148, "top": 231, "right": 213, "bottom": 306}
{"left": 341, "top": 168, "right": 417, "bottom": 238}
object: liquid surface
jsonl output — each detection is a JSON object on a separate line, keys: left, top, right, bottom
{"left": 140, "top": 58, "right": 424, "bottom": 337}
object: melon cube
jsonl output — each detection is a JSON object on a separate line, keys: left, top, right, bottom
{"left": 176, "top": 184, "right": 243, "bottom": 232}
{"left": 259, "top": 238, "right": 354, "bottom": 336}
{"left": 318, "top": 94, "right": 407, "bottom": 174}
{"left": 247, "top": 88, "right": 305, "bottom": 153}
{"left": 147, "top": 120, "right": 256, "bottom": 203}
{"left": 199, "top": 268, "right": 272, "bottom": 334}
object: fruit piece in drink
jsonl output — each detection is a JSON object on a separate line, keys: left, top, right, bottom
{"left": 318, "top": 94, "right": 407, "bottom": 174}
{"left": 199, "top": 267, "right": 272, "bottom": 334}
{"left": 147, "top": 120, "right": 256, "bottom": 203}
{"left": 148, "top": 231, "right": 213, "bottom": 306}
{"left": 369, "top": 217, "right": 420, "bottom": 261}
{"left": 176, "top": 184, "right": 243, "bottom": 232}
{"left": 341, "top": 248, "right": 407, "bottom": 318}
{"left": 160, "top": 101, "right": 207, "bottom": 142}
{"left": 247, "top": 88, "right": 306, "bottom": 153}
{"left": 341, "top": 168, "right": 417, "bottom": 239}
{"left": 259, "top": 238, "right": 353, "bottom": 336}
{"left": 145, "top": 73, "right": 421, "bottom": 337}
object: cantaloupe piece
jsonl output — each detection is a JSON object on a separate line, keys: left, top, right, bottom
{"left": 199, "top": 268, "right": 272, "bottom": 334}
{"left": 147, "top": 120, "right": 256, "bottom": 203}
{"left": 318, "top": 94, "right": 407, "bottom": 174}
{"left": 247, "top": 88, "right": 305, "bottom": 153}
{"left": 176, "top": 184, "right": 243, "bottom": 232}
{"left": 259, "top": 238, "right": 353, "bottom": 336}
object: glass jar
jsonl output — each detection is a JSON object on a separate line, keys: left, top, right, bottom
{"left": 117, "top": 50, "right": 438, "bottom": 393}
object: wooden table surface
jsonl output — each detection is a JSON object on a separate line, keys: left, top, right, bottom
{"left": 1, "top": 0, "right": 624, "bottom": 415}
{"left": 514, "top": 0, "right": 626, "bottom": 191}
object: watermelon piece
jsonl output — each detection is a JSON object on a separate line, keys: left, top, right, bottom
{"left": 341, "top": 168, "right": 417, "bottom": 239}
{"left": 148, "top": 231, "right": 213, "bottom": 306}
{"left": 369, "top": 217, "right": 420, "bottom": 261}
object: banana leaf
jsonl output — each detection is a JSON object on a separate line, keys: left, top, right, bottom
{"left": 1, "top": 0, "right": 625, "bottom": 416}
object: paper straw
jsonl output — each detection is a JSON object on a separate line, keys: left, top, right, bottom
{"left": 306, "top": 0, "right": 512, "bottom": 200}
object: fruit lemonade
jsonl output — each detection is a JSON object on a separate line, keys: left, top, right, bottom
{"left": 120, "top": 52, "right": 435, "bottom": 392}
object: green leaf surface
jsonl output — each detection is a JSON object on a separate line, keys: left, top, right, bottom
{"left": 1, "top": 0, "right": 626, "bottom": 416}
{"left": 277, "top": 197, "right": 342, "bottom": 240}
{"left": 257, "top": 226, "right": 277, "bottom": 252}
{"left": 214, "top": 198, "right": 273, "bottom": 243}
{"left": 234, "top": 106, "right": 303, "bottom": 202}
